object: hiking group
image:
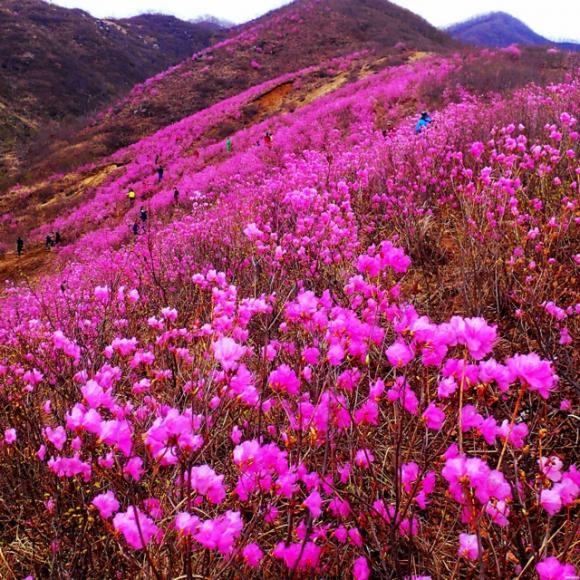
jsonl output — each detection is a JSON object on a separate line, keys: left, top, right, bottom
{"left": 15, "top": 230, "right": 61, "bottom": 258}
{"left": 45, "top": 231, "right": 62, "bottom": 250}
{"left": 132, "top": 206, "right": 148, "bottom": 236}
{"left": 14, "top": 114, "right": 431, "bottom": 260}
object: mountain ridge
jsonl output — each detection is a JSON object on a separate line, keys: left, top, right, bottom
{"left": 0, "top": 0, "right": 225, "bottom": 179}
{"left": 447, "top": 11, "right": 580, "bottom": 50}
{"left": 10, "top": 0, "right": 455, "bottom": 184}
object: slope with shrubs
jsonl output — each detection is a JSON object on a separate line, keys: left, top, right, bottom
{"left": 0, "top": 48, "right": 578, "bottom": 579}
{"left": 0, "top": 0, "right": 224, "bottom": 179}
{"left": 3, "top": 46, "right": 575, "bottom": 258}
{"left": 13, "top": 0, "right": 454, "bottom": 185}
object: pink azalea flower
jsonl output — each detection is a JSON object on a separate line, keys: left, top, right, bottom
{"left": 303, "top": 490, "right": 322, "bottom": 518}
{"left": 48, "top": 455, "right": 91, "bottom": 481}
{"left": 540, "top": 488, "right": 562, "bottom": 516}
{"left": 175, "top": 512, "right": 201, "bottom": 536}
{"left": 354, "top": 399, "right": 379, "bottom": 426}
{"left": 485, "top": 500, "right": 509, "bottom": 527}
{"left": 193, "top": 511, "right": 243, "bottom": 555}
{"left": 388, "top": 378, "right": 419, "bottom": 415}
{"left": 327, "top": 343, "right": 345, "bottom": 366}
{"left": 536, "top": 556, "right": 577, "bottom": 580}
{"left": 478, "top": 359, "right": 513, "bottom": 392}
{"left": 334, "top": 525, "right": 348, "bottom": 543}
{"left": 123, "top": 456, "right": 144, "bottom": 481}
{"left": 458, "top": 533, "right": 479, "bottom": 560}
{"left": 348, "top": 527, "right": 363, "bottom": 547}
{"left": 539, "top": 456, "right": 564, "bottom": 482}
{"left": 401, "top": 462, "right": 419, "bottom": 493}
{"left": 437, "top": 377, "right": 458, "bottom": 399}
{"left": 497, "top": 420, "right": 528, "bottom": 449}
{"left": 558, "top": 470, "right": 580, "bottom": 505}
{"left": 560, "top": 399, "right": 571, "bottom": 411}
{"left": 212, "top": 337, "right": 246, "bottom": 371}
{"left": 470, "top": 141, "right": 485, "bottom": 159}
{"left": 161, "top": 307, "right": 178, "bottom": 321}
{"left": 92, "top": 490, "right": 120, "bottom": 519}
{"left": 45, "top": 426, "right": 67, "bottom": 451}
{"left": 386, "top": 341, "right": 415, "bottom": 367}
{"left": 187, "top": 465, "right": 226, "bottom": 504}
{"left": 269, "top": 364, "right": 300, "bottom": 396}
{"left": 422, "top": 402, "right": 445, "bottom": 430}
{"left": 353, "top": 556, "right": 370, "bottom": 580}
{"left": 94, "top": 285, "right": 110, "bottom": 303}
{"left": 478, "top": 417, "right": 498, "bottom": 445}
{"left": 459, "top": 317, "right": 497, "bottom": 360}
{"left": 242, "top": 543, "right": 263, "bottom": 568}
{"left": 143, "top": 498, "right": 163, "bottom": 519}
{"left": 98, "top": 419, "right": 133, "bottom": 456}
{"left": 355, "top": 449, "right": 374, "bottom": 468}
{"left": 506, "top": 353, "right": 558, "bottom": 399}
{"left": 461, "top": 405, "right": 483, "bottom": 431}
{"left": 113, "top": 507, "right": 159, "bottom": 549}
{"left": 273, "top": 541, "right": 321, "bottom": 571}
{"left": 3, "top": 428, "right": 16, "bottom": 444}
{"left": 81, "top": 380, "right": 113, "bottom": 409}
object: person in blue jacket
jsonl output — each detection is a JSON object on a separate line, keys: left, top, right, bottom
{"left": 415, "top": 111, "right": 433, "bottom": 134}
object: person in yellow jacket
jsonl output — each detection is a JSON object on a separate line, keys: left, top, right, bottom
{"left": 127, "top": 189, "right": 136, "bottom": 203}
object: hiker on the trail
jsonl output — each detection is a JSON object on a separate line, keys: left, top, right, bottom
{"left": 140, "top": 207, "right": 148, "bottom": 224}
{"left": 264, "top": 131, "right": 273, "bottom": 146}
{"left": 127, "top": 189, "right": 136, "bottom": 203}
{"left": 173, "top": 188, "right": 180, "bottom": 204}
{"left": 157, "top": 166, "right": 164, "bottom": 182}
{"left": 132, "top": 222, "right": 139, "bottom": 236}
{"left": 415, "top": 111, "right": 432, "bottom": 135}
{"left": 382, "top": 129, "right": 388, "bottom": 139}
{"left": 55, "top": 231, "right": 62, "bottom": 245}
{"left": 17, "top": 237, "right": 24, "bottom": 257}
{"left": 226, "top": 137, "right": 233, "bottom": 153}
{"left": 45, "top": 234, "right": 54, "bottom": 250}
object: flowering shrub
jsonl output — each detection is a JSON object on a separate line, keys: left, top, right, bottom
{"left": 0, "top": 52, "right": 578, "bottom": 578}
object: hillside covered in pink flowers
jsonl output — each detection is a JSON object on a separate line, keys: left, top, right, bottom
{"left": 0, "top": 3, "right": 578, "bottom": 578}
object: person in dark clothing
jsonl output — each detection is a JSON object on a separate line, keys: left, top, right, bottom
{"left": 157, "top": 166, "right": 164, "bottom": 182}
{"left": 55, "top": 231, "right": 62, "bottom": 245}
{"left": 140, "top": 207, "right": 147, "bottom": 224}
{"left": 17, "top": 237, "right": 24, "bottom": 257}
{"left": 174, "top": 188, "right": 180, "bottom": 204}
{"left": 45, "top": 234, "right": 54, "bottom": 250}
{"left": 132, "top": 222, "right": 139, "bottom": 236}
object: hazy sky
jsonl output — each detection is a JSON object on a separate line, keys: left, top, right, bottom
{"left": 49, "top": 0, "right": 580, "bottom": 42}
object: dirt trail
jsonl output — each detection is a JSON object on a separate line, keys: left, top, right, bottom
{"left": 254, "top": 81, "right": 294, "bottom": 113}
{"left": 0, "top": 245, "right": 52, "bottom": 283}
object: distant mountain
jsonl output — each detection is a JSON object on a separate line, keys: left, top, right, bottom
{"left": 15, "top": 0, "right": 454, "bottom": 181}
{"left": 447, "top": 12, "right": 580, "bottom": 50}
{"left": 0, "top": 0, "right": 225, "bottom": 177}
